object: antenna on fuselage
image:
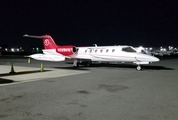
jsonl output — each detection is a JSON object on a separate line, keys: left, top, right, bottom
{"left": 93, "top": 44, "right": 97, "bottom": 47}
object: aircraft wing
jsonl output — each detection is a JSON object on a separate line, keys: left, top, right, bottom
{"left": 69, "top": 55, "right": 92, "bottom": 61}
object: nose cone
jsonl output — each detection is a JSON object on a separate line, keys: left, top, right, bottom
{"left": 136, "top": 54, "right": 160, "bottom": 62}
{"left": 151, "top": 56, "right": 160, "bottom": 62}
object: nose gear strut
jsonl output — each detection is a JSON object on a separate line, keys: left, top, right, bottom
{"left": 135, "top": 57, "right": 142, "bottom": 71}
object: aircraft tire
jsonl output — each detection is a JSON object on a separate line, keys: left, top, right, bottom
{"left": 76, "top": 62, "right": 79, "bottom": 67}
{"left": 136, "top": 65, "right": 142, "bottom": 71}
{"left": 86, "top": 62, "right": 90, "bottom": 67}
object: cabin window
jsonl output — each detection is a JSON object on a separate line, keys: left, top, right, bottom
{"left": 106, "top": 49, "right": 109, "bottom": 53}
{"left": 100, "top": 49, "right": 103, "bottom": 53}
{"left": 122, "top": 47, "right": 136, "bottom": 52}
{"left": 90, "top": 49, "right": 92, "bottom": 53}
{"left": 95, "top": 50, "right": 97, "bottom": 53}
{"left": 112, "top": 49, "right": 115, "bottom": 52}
{"left": 85, "top": 50, "right": 87, "bottom": 53}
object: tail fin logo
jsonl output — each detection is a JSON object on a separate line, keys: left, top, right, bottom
{"left": 44, "top": 39, "right": 50, "bottom": 46}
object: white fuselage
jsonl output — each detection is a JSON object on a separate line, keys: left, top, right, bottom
{"left": 41, "top": 45, "right": 159, "bottom": 64}
{"left": 24, "top": 34, "right": 160, "bottom": 70}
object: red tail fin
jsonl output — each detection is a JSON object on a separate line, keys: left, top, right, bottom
{"left": 23, "top": 34, "right": 58, "bottom": 49}
{"left": 41, "top": 35, "right": 57, "bottom": 49}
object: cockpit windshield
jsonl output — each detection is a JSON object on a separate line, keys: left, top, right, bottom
{"left": 141, "top": 50, "right": 146, "bottom": 54}
{"left": 122, "top": 47, "right": 136, "bottom": 52}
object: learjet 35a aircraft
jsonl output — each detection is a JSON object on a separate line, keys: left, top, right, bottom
{"left": 23, "top": 34, "right": 159, "bottom": 70}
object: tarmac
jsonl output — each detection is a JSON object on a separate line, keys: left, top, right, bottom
{"left": 0, "top": 56, "right": 178, "bottom": 120}
{"left": 0, "top": 65, "right": 89, "bottom": 85}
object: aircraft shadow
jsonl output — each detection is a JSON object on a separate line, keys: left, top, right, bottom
{"left": 64, "top": 63, "right": 174, "bottom": 70}
{"left": 88, "top": 64, "right": 174, "bottom": 70}
{"left": 0, "top": 70, "right": 52, "bottom": 77}
{"left": 54, "top": 67, "right": 89, "bottom": 71}
{"left": 0, "top": 78, "right": 14, "bottom": 84}
{"left": 140, "top": 65, "right": 174, "bottom": 70}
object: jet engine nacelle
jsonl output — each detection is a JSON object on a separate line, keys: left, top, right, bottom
{"left": 56, "top": 46, "right": 77, "bottom": 56}
{"left": 29, "top": 54, "right": 65, "bottom": 61}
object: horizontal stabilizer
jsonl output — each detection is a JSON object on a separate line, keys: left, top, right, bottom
{"left": 28, "top": 54, "right": 65, "bottom": 61}
{"left": 23, "top": 34, "right": 42, "bottom": 39}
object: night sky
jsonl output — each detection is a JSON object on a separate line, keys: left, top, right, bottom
{"left": 0, "top": 0, "right": 178, "bottom": 48}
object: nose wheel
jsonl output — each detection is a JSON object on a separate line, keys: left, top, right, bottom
{"left": 136, "top": 65, "right": 142, "bottom": 71}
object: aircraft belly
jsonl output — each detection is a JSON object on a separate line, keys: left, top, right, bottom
{"left": 90, "top": 55, "right": 135, "bottom": 62}
{"left": 74, "top": 53, "right": 137, "bottom": 62}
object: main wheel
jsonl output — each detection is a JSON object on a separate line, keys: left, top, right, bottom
{"left": 76, "top": 62, "right": 79, "bottom": 67}
{"left": 86, "top": 62, "right": 90, "bottom": 67}
{"left": 73, "top": 60, "right": 79, "bottom": 67}
{"left": 136, "top": 65, "right": 142, "bottom": 71}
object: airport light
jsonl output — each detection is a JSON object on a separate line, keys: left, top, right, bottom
{"left": 32, "top": 48, "right": 35, "bottom": 52}
{"left": 11, "top": 48, "right": 15, "bottom": 52}
{"left": 36, "top": 47, "right": 39, "bottom": 52}
{"left": 168, "top": 46, "right": 173, "bottom": 50}
{"left": 163, "top": 48, "right": 166, "bottom": 51}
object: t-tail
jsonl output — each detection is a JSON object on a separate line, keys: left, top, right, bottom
{"left": 23, "top": 34, "right": 58, "bottom": 49}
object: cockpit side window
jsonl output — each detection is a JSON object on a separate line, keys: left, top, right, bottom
{"left": 141, "top": 50, "right": 146, "bottom": 54}
{"left": 122, "top": 47, "right": 136, "bottom": 52}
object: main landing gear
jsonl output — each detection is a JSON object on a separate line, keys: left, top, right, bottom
{"left": 73, "top": 59, "right": 79, "bottom": 67}
{"left": 74, "top": 59, "right": 143, "bottom": 70}
{"left": 73, "top": 60, "right": 91, "bottom": 67}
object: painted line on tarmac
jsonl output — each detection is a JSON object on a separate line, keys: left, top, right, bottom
{"left": 0, "top": 70, "right": 89, "bottom": 86}
{"left": 0, "top": 65, "right": 90, "bottom": 86}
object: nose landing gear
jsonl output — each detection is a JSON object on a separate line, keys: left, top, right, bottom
{"left": 136, "top": 65, "right": 142, "bottom": 71}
